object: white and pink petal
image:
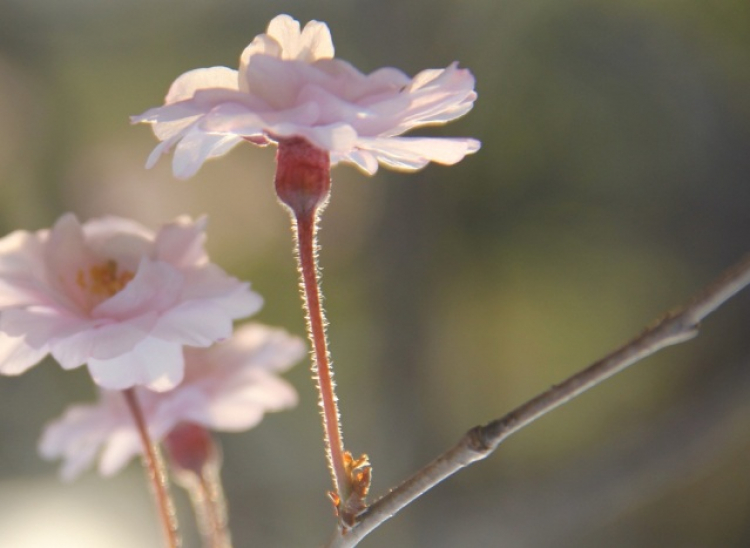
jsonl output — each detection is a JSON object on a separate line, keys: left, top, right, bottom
{"left": 92, "top": 258, "right": 183, "bottom": 320}
{"left": 87, "top": 337, "right": 185, "bottom": 392}
{"left": 154, "top": 216, "right": 209, "bottom": 268}
{"left": 0, "top": 332, "right": 49, "bottom": 375}
{"left": 151, "top": 300, "right": 235, "bottom": 347}
{"left": 39, "top": 403, "right": 117, "bottom": 481}
{"left": 205, "top": 373, "right": 298, "bottom": 431}
{"left": 98, "top": 427, "right": 142, "bottom": 477}
{"left": 49, "top": 316, "right": 155, "bottom": 367}
{"left": 171, "top": 129, "right": 244, "bottom": 179}
{"left": 165, "top": 66, "right": 240, "bottom": 105}
{"left": 355, "top": 136, "right": 481, "bottom": 171}
{"left": 265, "top": 14, "right": 334, "bottom": 62}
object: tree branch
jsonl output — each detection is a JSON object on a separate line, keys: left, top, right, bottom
{"left": 326, "top": 252, "right": 750, "bottom": 548}
{"left": 421, "top": 356, "right": 750, "bottom": 547}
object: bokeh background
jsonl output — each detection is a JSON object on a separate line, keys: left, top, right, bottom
{"left": 1, "top": 0, "right": 749, "bottom": 546}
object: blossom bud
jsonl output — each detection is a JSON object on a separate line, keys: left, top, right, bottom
{"left": 274, "top": 137, "right": 331, "bottom": 218}
{"left": 163, "top": 422, "right": 219, "bottom": 476}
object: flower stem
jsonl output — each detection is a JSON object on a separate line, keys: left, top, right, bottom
{"left": 293, "top": 209, "right": 349, "bottom": 502}
{"left": 173, "top": 466, "right": 231, "bottom": 548}
{"left": 122, "top": 389, "right": 180, "bottom": 548}
{"left": 196, "top": 471, "right": 232, "bottom": 548}
{"left": 164, "top": 424, "right": 231, "bottom": 548}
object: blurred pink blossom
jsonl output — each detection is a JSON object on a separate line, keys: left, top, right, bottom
{"left": 39, "top": 323, "right": 304, "bottom": 480}
{"left": 0, "top": 214, "right": 261, "bottom": 391}
{"left": 132, "top": 14, "right": 480, "bottom": 179}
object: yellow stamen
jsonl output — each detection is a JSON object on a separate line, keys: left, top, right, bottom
{"left": 77, "top": 260, "right": 135, "bottom": 299}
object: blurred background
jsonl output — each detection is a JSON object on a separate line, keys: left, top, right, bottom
{"left": 1, "top": 0, "right": 749, "bottom": 546}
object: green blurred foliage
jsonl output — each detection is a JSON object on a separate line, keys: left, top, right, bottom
{"left": 0, "top": 0, "right": 749, "bottom": 546}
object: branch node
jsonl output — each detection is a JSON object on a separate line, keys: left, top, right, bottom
{"left": 466, "top": 425, "right": 495, "bottom": 453}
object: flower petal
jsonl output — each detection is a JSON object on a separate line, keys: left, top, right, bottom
{"left": 333, "top": 148, "right": 380, "bottom": 175}
{"left": 239, "top": 35, "right": 283, "bottom": 90}
{"left": 42, "top": 321, "right": 303, "bottom": 479}
{"left": 49, "top": 314, "right": 156, "bottom": 367}
{"left": 0, "top": 230, "right": 48, "bottom": 307}
{"left": 165, "top": 67, "right": 240, "bottom": 105}
{"left": 1, "top": 307, "right": 93, "bottom": 353}
{"left": 197, "top": 323, "right": 306, "bottom": 373}
{"left": 205, "top": 373, "right": 298, "bottom": 430}
{"left": 386, "top": 64, "right": 478, "bottom": 134}
{"left": 151, "top": 300, "right": 235, "bottom": 347}
{"left": 154, "top": 216, "right": 209, "bottom": 268}
{"left": 172, "top": 129, "right": 244, "bottom": 179}
{"left": 98, "top": 428, "right": 141, "bottom": 476}
{"left": 148, "top": 388, "right": 208, "bottom": 432}
{"left": 145, "top": 133, "right": 183, "bottom": 169}
{"left": 266, "top": 14, "right": 334, "bottom": 62}
{"left": 297, "top": 19, "right": 335, "bottom": 61}
{"left": 87, "top": 337, "right": 185, "bottom": 392}
{"left": 44, "top": 214, "right": 99, "bottom": 312}
{"left": 132, "top": 15, "right": 478, "bottom": 177}
{"left": 353, "top": 136, "right": 481, "bottom": 171}
{"left": 180, "top": 264, "right": 263, "bottom": 318}
{"left": 202, "top": 101, "right": 320, "bottom": 135}
{"left": 81, "top": 217, "right": 154, "bottom": 270}
{"left": 0, "top": 332, "right": 48, "bottom": 375}
{"left": 92, "top": 258, "right": 183, "bottom": 320}
{"left": 38, "top": 402, "right": 115, "bottom": 481}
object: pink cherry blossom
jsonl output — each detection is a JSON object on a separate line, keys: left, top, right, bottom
{"left": 132, "top": 14, "right": 480, "bottom": 179}
{"left": 39, "top": 322, "right": 303, "bottom": 480}
{"left": 0, "top": 213, "right": 261, "bottom": 391}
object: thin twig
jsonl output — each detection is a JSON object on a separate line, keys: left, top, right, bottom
{"left": 123, "top": 389, "right": 180, "bottom": 548}
{"left": 422, "top": 357, "right": 750, "bottom": 546}
{"left": 327, "top": 252, "right": 750, "bottom": 547}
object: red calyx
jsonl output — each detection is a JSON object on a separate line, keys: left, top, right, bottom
{"left": 274, "top": 137, "right": 332, "bottom": 218}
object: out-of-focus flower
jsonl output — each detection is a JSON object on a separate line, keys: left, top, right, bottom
{"left": 39, "top": 323, "right": 304, "bottom": 480}
{"left": 132, "top": 14, "right": 480, "bottom": 179}
{"left": 0, "top": 214, "right": 261, "bottom": 391}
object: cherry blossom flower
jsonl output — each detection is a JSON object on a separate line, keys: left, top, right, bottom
{"left": 132, "top": 14, "right": 480, "bottom": 179}
{"left": 0, "top": 213, "right": 261, "bottom": 391}
{"left": 39, "top": 323, "right": 303, "bottom": 480}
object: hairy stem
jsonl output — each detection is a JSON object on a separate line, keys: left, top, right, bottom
{"left": 293, "top": 209, "right": 349, "bottom": 502}
{"left": 196, "top": 471, "right": 232, "bottom": 548}
{"left": 179, "top": 469, "right": 231, "bottom": 548}
{"left": 122, "top": 389, "right": 180, "bottom": 548}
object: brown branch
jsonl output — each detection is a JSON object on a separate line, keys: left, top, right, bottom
{"left": 326, "top": 252, "right": 750, "bottom": 548}
{"left": 421, "top": 357, "right": 750, "bottom": 546}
